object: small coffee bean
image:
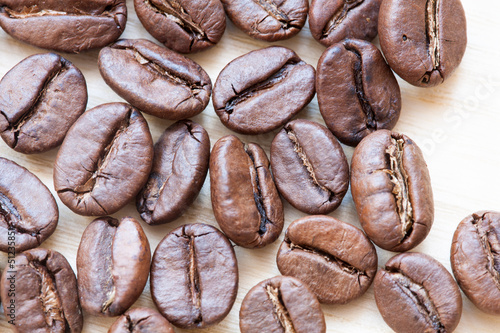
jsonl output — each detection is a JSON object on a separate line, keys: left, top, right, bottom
{"left": 108, "top": 307, "right": 175, "bottom": 333}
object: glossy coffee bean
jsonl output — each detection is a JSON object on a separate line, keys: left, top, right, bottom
{"left": 210, "top": 135, "right": 284, "bottom": 248}
{"left": 351, "top": 130, "right": 434, "bottom": 252}
{"left": 374, "top": 252, "right": 462, "bottom": 333}
{"left": 99, "top": 39, "right": 212, "bottom": 120}
{"left": 54, "top": 103, "right": 153, "bottom": 216}
{"left": 317, "top": 39, "right": 401, "bottom": 147}
{"left": 108, "top": 307, "right": 175, "bottom": 333}
{"left": 150, "top": 224, "right": 238, "bottom": 329}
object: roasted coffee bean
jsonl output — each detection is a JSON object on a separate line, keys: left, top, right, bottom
{"left": 108, "top": 307, "right": 175, "bottom": 333}
{"left": 316, "top": 39, "right": 401, "bottom": 147}
{"left": 210, "top": 135, "right": 284, "bottom": 248}
{"left": 0, "top": 53, "right": 87, "bottom": 154}
{"left": 0, "top": 0, "right": 127, "bottom": 53}
{"left": 309, "top": 0, "right": 382, "bottom": 47}
{"left": 0, "top": 157, "right": 58, "bottom": 252}
{"left": 150, "top": 223, "right": 238, "bottom": 329}
{"left": 213, "top": 46, "right": 315, "bottom": 134}
{"left": 54, "top": 103, "right": 154, "bottom": 216}
{"left": 277, "top": 215, "right": 378, "bottom": 304}
{"left": 134, "top": 0, "right": 226, "bottom": 54}
{"left": 351, "top": 130, "right": 433, "bottom": 252}
{"left": 378, "top": 0, "right": 467, "bottom": 87}
{"left": 99, "top": 39, "right": 212, "bottom": 120}
{"left": 0, "top": 248, "right": 83, "bottom": 333}
{"left": 221, "top": 0, "right": 308, "bottom": 41}
{"left": 270, "top": 119, "right": 349, "bottom": 215}
{"left": 451, "top": 211, "right": 500, "bottom": 315}
{"left": 374, "top": 252, "right": 462, "bottom": 333}
{"left": 240, "top": 276, "right": 326, "bottom": 333}
{"left": 137, "top": 120, "right": 210, "bottom": 225}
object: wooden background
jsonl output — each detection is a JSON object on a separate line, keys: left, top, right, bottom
{"left": 1, "top": 0, "right": 500, "bottom": 331}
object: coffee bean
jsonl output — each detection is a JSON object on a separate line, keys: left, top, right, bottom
{"left": 108, "top": 307, "right": 175, "bottom": 333}
{"left": 351, "top": 130, "right": 433, "bottom": 252}
{"left": 54, "top": 103, "right": 154, "bottom": 216}
{"left": 213, "top": 46, "right": 315, "bottom": 134}
{"left": 77, "top": 216, "right": 151, "bottom": 317}
{"left": 0, "top": 0, "right": 127, "bottom": 53}
{"left": 210, "top": 135, "right": 284, "bottom": 248}
{"left": 378, "top": 0, "right": 467, "bottom": 87}
{"left": 374, "top": 252, "right": 462, "bottom": 333}
{"left": 0, "top": 248, "right": 83, "bottom": 332}
{"left": 316, "top": 39, "right": 401, "bottom": 147}
{"left": 309, "top": 0, "right": 382, "bottom": 47}
{"left": 451, "top": 211, "right": 500, "bottom": 315}
{"left": 134, "top": 0, "right": 226, "bottom": 54}
{"left": 239, "top": 276, "right": 326, "bottom": 333}
{"left": 99, "top": 39, "right": 212, "bottom": 120}
{"left": 0, "top": 53, "right": 87, "bottom": 154}
{"left": 270, "top": 119, "right": 349, "bottom": 215}
{"left": 221, "top": 0, "right": 308, "bottom": 41}
{"left": 150, "top": 223, "right": 238, "bottom": 329}
{"left": 0, "top": 157, "right": 58, "bottom": 252}
{"left": 137, "top": 120, "right": 210, "bottom": 225}
{"left": 276, "top": 215, "right": 378, "bottom": 304}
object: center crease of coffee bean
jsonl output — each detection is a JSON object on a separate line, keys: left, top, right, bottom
{"left": 265, "top": 285, "right": 296, "bottom": 333}
{"left": 421, "top": 0, "right": 441, "bottom": 84}
{"left": 252, "top": 0, "right": 296, "bottom": 30}
{"left": 0, "top": 192, "right": 43, "bottom": 240}
{"left": 4, "top": 5, "right": 119, "bottom": 20}
{"left": 321, "top": 0, "right": 365, "bottom": 38}
{"left": 471, "top": 213, "right": 500, "bottom": 289}
{"left": 186, "top": 233, "right": 203, "bottom": 324}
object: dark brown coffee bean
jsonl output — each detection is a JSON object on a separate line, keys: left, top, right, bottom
{"left": 0, "top": 248, "right": 83, "bottom": 332}
{"left": 239, "top": 276, "right": 326, "bottom": 333}
{"left": 351, "top": 130, "right": 434, "bottom": 252}
{"left": 137, "top": 120, "right": 210, "bottom": 225}
{"left": 99, "top": 39, "right": 212, "bottom": 120}
{"left": 317, "top": 39, "right": 401, "bottom": 147}
{"left": 221, "top": 0, "right": 308, "bottom": 41}
{"left": 108, "top": 307, "right": 175, "bottom": 333}
{"left": 54, "top": 103, "right": 154, "bottom": 216}
{"left": 210, "top": 135, "right": 284, "bottom": 248}
{"left": 0, "top": 0, "right": 127, "bottom": 53}
{"left": 378, "top": 0, "right": 467, "bottom": 87}
{"left": 213, "top": 46, "right": 315, "bottom": 134}
{"left": 77, "top": 216, "right": 151, "bottom": 317}
{"left": 134, "top": 0, "right": 226, "bottom": 54}
{"left": 277, "top": 215, "right": 378, "bottom": 304}
{"left": 451, "top": 211, "right": 500, "bottom": 315}
{"left": 0, "top": 53, "right": 87, "bottom": 154}
{"left": 374, "top": 252, "right": 462, "bottom": 333}
{"left": 0, "top": 157, "right": 58, "bottom": 252}
{"left": 150, "top": 223, "right": 238, "bottom": 329}
{"left": 270, "top": 119, "right": 349, "bottom": 215}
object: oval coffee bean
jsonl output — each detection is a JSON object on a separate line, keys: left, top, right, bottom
{"left": 77, "top": 216, "right": 151, "bottom": 317}
{"left": 317, "top": 39, "right": 401, "bottom": 147}
{"left": 270, "top": 119, "right": 349, "bottom": 215}
{"left": 351, "top": 130, "right": 434, "bottom": 252}
{"left": 0, "top": 53, "right": 87, "bottom": 154}
{"left": 378, "top": 0, "right": 467, "bottom": 87}
{"left": 451, "top": 211, "right": 500, "bottom": 315}
{"left": 221, "top": 0, "right": 308, "bottom": 42}
{"left": 0, "top": 157, "right": 58, "bottom": 252}
{"left": 134, "top": 0, "right": 226, "bottom": 54}
{"left": 374, "top": 252, "right": 462, "bottom": 333}
{"left": 240, "top": 276, "right": 326, "bottom": 333}
{"left": 99, "top": 39, "right": 212, "bottom": 120}
{"left": 54, "top": 103, "right": 154, "bottom": 216}
{"left": 108, "top": 307, "right": 175, "bottom": 333}
{"left": 137, "top": 120, "right": 210, "bottom": 225}
{"left": 210, "top": 135, "right": 284, "bottom": 248}
{"left": 151, "top": 223, "right": 238, "bottom": 329}
{"left": 277, "top": 215, "right": 378, "bottom": 304}
{"left": 309, "top": 0, "right": 382, "bottom": 47}
{"left": 0, "top": 0, "right": 127, "bottom": 53}
{"left": 0, "top": 248, "right": 83, "bottom": 332}
{"left": 213, "top": 46, "right": 315, "bottom": 134}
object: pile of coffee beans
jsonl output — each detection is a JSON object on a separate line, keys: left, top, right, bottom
{"left": 1, "top": 0, "right": 495, "bottom": 332}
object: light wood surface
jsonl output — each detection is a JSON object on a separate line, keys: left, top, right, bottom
{"left": 1, "top": 0, "right": 500, "bottom": 332}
